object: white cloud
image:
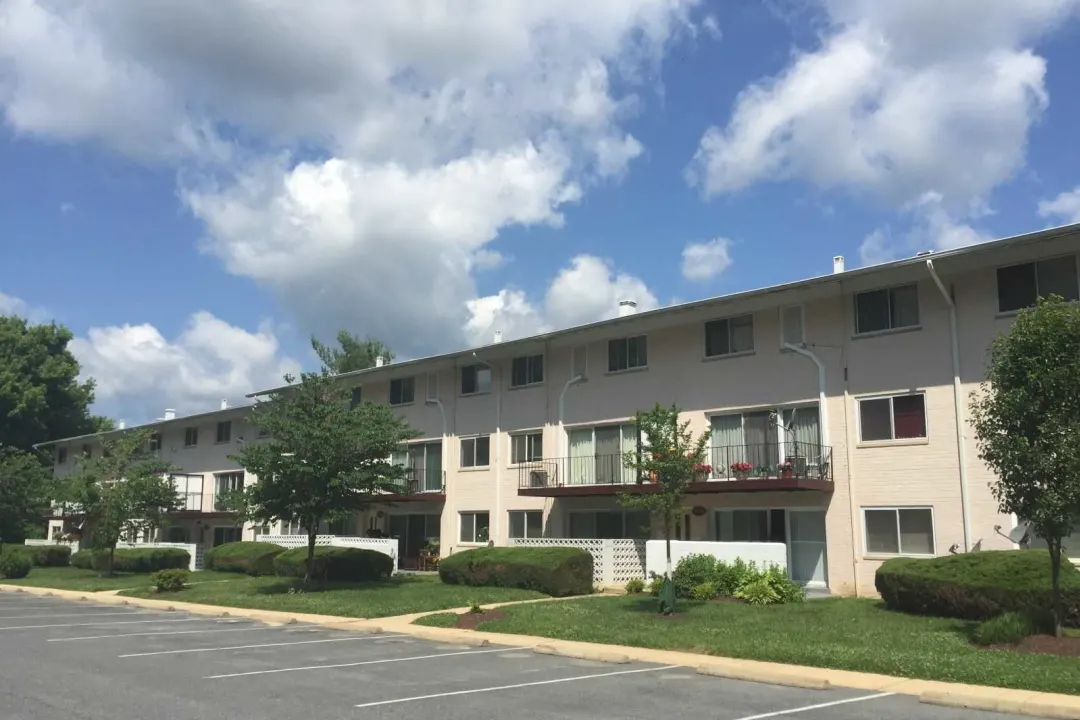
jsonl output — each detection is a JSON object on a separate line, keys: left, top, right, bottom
{"left": 1038, "top": 186, "right": 1080, "bottom": 224}
{"left": 681, "top": 237, "right": 733, "bottom": 282}
{"left": 59, "top": 201, "right": 75, "bottom": 214}
{"left": 689, "top": 0, "right": 1078, "bottom": 212}
{"left": 70, "top": 311, "right": 301, "bottom": 424}
{"left": 857, "top": 192, "right": 992, "bottom": 266}
{"left": 0, "top": 291, "right": 29, "bottom": 317}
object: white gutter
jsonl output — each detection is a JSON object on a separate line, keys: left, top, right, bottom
{"left": 926, "top": 259, "right": 972, "bottom": 552}
{"left": 781, "top": 343, "right": 829, "bottom": 448}
{"left": 472, "top": 354, "right": 501, "bottom": 543}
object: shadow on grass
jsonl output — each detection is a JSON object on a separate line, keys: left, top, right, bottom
{"left": 250, "top": 575, "right": 431, "bottom": 596}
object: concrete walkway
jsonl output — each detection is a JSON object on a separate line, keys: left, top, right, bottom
{"left": 3, "top": 582, "right": 1078, "bottom": 720}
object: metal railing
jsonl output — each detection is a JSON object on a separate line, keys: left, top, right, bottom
{"left": 517, "top": 443, "right": 832, "bottom": 489}
{"left": 385, "top": 467, "right": 445, "bottom": 495}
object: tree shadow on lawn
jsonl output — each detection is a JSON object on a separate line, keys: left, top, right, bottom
{"left": 249, "top": 576, "right": 429, "bottom": 596}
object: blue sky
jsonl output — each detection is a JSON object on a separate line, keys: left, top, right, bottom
{"left": 2, "top": 1, "right": 1080, "bottom": 424}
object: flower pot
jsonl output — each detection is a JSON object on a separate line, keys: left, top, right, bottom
{"left": 780, "top": 469, "right": 794, "bottom": 480}
{"left": 733, "top": 470, "right": 750, "bottom": 482}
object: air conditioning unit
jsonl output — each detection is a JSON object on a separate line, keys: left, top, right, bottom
{"left": 529, "top": 470, "right": 549, "bottom": 488}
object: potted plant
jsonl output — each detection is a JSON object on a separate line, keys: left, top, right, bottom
{"left": 730, "top": 461, "right": 752, "bottom": 481}
{"left": 692, "top": 462, "right": 712, "bottom": 482}
{"left": 777, "top": 461, "right": 794, "bottom": 480}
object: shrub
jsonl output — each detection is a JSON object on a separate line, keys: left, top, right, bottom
{"left": 12, "top": 545, "right": 72, "bottom": 567}
{"left": 876, "top": 551, "right": 1080, "bottom": 627}
{"left": 647, "top": 575, "right": 664, "bottom": 596}
{"left": 69, "top": 547, "right": 190, "bottom": 573}
{"left": 735, "top": 576, "right": 780, "bottom": 605}
{"left": 150, "top": 569, "right": 189, "bottom": 592}
{"left": 0, "top": 553, "right": 32, "bottom": 579}
{"left": 972, "top": 609, "right": 1056, "bottom": 646}
{"left": 764, "top": 565, "right": 806, "bottom": 604}
{"left": 673, "top": 553, "right": 717, "bottom": 599}
{"left": 205, "top": 541, "right": 285, "bottom": 576}
{"left": 691, "top": 581, "right": 718, "bottom": 601}
{"left": 438, "top": 547, "right": 593, "bottom": 597}
{"left": 273, "top": 546, "right": 393, "bottom": 583}
{"left": 625, "top": 578, "right": 645, "bottom": 594}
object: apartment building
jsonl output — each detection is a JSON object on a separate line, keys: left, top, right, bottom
{"left": 38, "top": 222, "right": 1080, "bottom": 594}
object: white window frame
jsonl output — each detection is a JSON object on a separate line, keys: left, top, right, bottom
{"left": 704, "top": 314, "right": 755, "bottom": 358}
{"left": 508, "top": 510, "right": 543, "bottom": 539}
{"left": 510, "top": 354, "right": 544, "bottom": 388}
{"left": 854, "top": 283, "right": 920, "bottom": 335}
{"left": 509, "top": 431, "right": 543, "bottom": 465}
{"left": 215, "top": 421, "right": 232, "bottom": 444}
{"left": 607, "top": 335, "right": 648, "bottom": 373}
{"left": 460, "top": 435, "right": 491, "bottom": 469}
{"left": 215, "top": 471, "right": 245, "bottom": 494}
{"left": 856, "top": 392, "right": 927, "bottom": 443}
{"left": 460, "top": 364, "right": 493, "bottom": 396}
{"left": 459, "top": 511, "right": 490, "bottom": 544}
{"left": 996, "top": 254, "right": 1080, "bottom": 314}
{"left": 389, "top": 377, "right": 415, "bottom": 406}
{"left": 862, "top": 506, "right": 936, "bottom": 557}
{"left": 780, "top": 305, "right": 805, "bottom": 347}
{"left": 184, "top": 427, "right": 198, "bottom": 448}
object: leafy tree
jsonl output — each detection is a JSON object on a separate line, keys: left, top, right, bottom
{"left": 970, "top": 296, "right": 1080, "bottom": 637}
{"left": 0, "top": 447, "right": 51, "bottom": 547}
{"left": 620, "top": 403, "right": 710, "bottom": 614}
{"left": 0, "top": 315, "right": 108, "bottom": 451}
{"left": 53, "top": 430, "right": 181, "bottom": 576}
{"left": 229, "top": 370, "right": 417, "bottom": 584}
{"left": 311, "top": 330, "right": 393, "bottom": 374}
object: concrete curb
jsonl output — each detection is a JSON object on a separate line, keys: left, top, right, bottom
{"left": 921, "top": 690, "right": 1080, "bottom": 720}
{"left": 696, "top": 661, "right": 831, "bottom": 690}
{"left": 534, "top": 643, "right": 630, "bottom": 664}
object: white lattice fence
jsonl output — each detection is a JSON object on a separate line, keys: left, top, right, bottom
{"left": 507, "top": 538, "right": 646, "bottom": 585}
{"left": 257, "top": 535, "right": 399, "bottom": 570}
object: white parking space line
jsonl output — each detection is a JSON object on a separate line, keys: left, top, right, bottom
{"left": 731, "top": 692, "right": 897, "bottom": 720}
{"left": 49, "top": 625, "right": 318, "bottom": 642}
{"left": 118, "top": 634, "right": 408, "bottom": 657}
{"left": 353, "top": 665, "right": 682, "bottom": 708}
{"left": 0, "top": 611, "right": 161, "bottom": 620}
{"left": 1, "top": 618, "right": 207, "bottom": 631}
{"left": 206, "top": 646, "right": 530, "bottom": 679}
{"left": 0, "top": 604, "right": 85, "bottom": 609}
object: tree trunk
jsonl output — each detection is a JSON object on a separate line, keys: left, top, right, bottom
{"left": 664, "top": 510, "right": 672, "bottom": 579}
{"left": 1050, "top": 539, "right": 1063, "bottom": 638}
{"left": 305, "top": 528, "right": 317, "bottom": 586}
{"left": 106, "top": 545, "right": 116, "bottom": 578}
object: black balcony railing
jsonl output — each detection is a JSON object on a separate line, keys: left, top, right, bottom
{"left": 517, "top": 443, "right": 832, "bottom": 489}
{"left": 178, "top": 492, "right": 203, "bottom": 511}
{"left": 386, "top": 467, "right": 445, "bottom": 495}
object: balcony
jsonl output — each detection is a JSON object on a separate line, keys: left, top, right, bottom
{"left": 168, "top": 492, "right": 237, "bottom": 518}
{"left": 376, "top": 467, "right": 446, "bottom": 502}
{"left": 517, "top": 443, "right": 833, "bottom": 497}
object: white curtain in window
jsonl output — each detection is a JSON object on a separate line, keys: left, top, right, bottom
{"left": 710, "top": 414, "right": 745, "bottom": 475}
{"left": 783, "top": 406, "right": 822, "bottom": 465}
{"left": 568, "top": 429, "right": 594, "bottom": 485}
{"left": 620, "top": 424, "right": 637, "bottom": 484}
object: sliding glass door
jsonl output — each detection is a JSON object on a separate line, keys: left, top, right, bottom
{"left": 567, "top": 425, "right": 636, "bottom": 485}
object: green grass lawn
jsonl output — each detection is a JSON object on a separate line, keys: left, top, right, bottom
{"left": 119, "top": 574, "right": 547, "bottom": 618}
{"left": 415, "top": 595, "right": 1080, "bottom": 696}
{"left": 1, "top": 567, "right": 242, "bottom": 592}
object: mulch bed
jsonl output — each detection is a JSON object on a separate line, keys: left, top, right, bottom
{"left": 987, "top": 634, "right": 1080, "bottom": 657}
{"left": 454, "top": 609, "right": 506, "bottom": 630}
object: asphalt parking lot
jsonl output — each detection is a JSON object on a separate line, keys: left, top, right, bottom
{"left": 0, "top": 589, "right": 1033, "bottom": 720}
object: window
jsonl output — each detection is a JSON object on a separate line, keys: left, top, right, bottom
{"left": 57, "top": 447, "right": 67, "bottom": 464}
{"left": 608, "top": 335, "right": 648, "bottom": 372}
{"left": 715, "top": 509, "right": 787, "bottom": 543}
{"left": 216, "top": 471, "right": 245, "bottom": 494}
{"left": 864, "top": 507, "right": 935, "bottom": 555}
{"left": 166, "top": 526, "right": 190, "bottom": 543}
{"left": 510, "top": 432, "right": 543, "bottom": 464}
{"left": 213, "top": 526, "right": 243, "bottom": 547}
{"left": 997, "top": 256, "right": 1079, "bottom": 313}
{"left": 184, "top": 427, "right": 198, "bottom": 448}
{"left": 149, "top": 432, "right": 163, "bottom": 452}
{"left": 568, "top": 510, "right": 650, "bottom": 539}
{"left": 214, "top": 421, "right": 231, "bottom": 444}
{"left": 350, "top": 387, "right": 363, "bottom": 409}
{"left": 509, "top": 510, "right": 543, "bottom": 539}
{"left": 854, "top": 284, "right": 920, "bottom": 334}
{"left": 390, "top": 377, "right": 415, "bottom": 405}
{"left": 390, "top": 441, "right": 444, "bottom": 493}
{"left": 460, "top": 511, "right": 490, "bottom": 543}
{"left": 709, "top": 406, "right": 823, "bottom": 473}
{"left": 567, "top": 424, "right": 639, "bottom": 485}
{"left": 81, "top": 444, "right": 92, "bottom": 458}
{"left": 460, "top": 436, "right": 491, "bottom": 468}
{"left": 170, "top": 473, "right": 203, "bottom": 511}
{"left": 705, "top": 314, "right": 755, "bottom": 357}
{"left": 858, "top": 393, "right": 926, "bottom": 442}
{"left": 460, "top": 364, "right": 493, "bottom": 395}
{"left": 781, "top": 305, "right": 804, "bottom": 346}
{"left": 511, "top": 354, "right": 544, "bottom": 387}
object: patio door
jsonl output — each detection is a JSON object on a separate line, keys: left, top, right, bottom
{"left": 788, "top": 510, "right": 827, "bottom": 588}
{"left": 568, "top": 425, "right": 637, "bottom": 485}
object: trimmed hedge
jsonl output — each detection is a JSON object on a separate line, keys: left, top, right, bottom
{"left": 876, "top": 550, "right": 1080, "bottom": 627}
{"left": 273, "top": 546, "right": 393, "bottom": 583}
{"left": 205, "top": 541, "right": 285, "bottom": 576}
{"left": 438, "top": 547, "right": 593, "bottom": 597}
{"left": 14, "top": 545, "right": 72, "bottom": 567}
{"left": 70, "top": 547, "right": 190, "bottom": 573}
{"left": 0, "top": 553, "right": 32, "bottom": 579}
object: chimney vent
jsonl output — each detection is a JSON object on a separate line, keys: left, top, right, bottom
{"left": 916, "top": 249, "right": 934, "bottom": 257}
{"left": 832, "top": 255, "right": 845, "bottom": 274}
{"left": 618, "top": 299, "right": 638, "bottom": 317}
{"left": 220, "top": 399, "right": 228, "bottom": 410}
{"left": 375, "top": 356, "right": 385, "bottom": 367}
{"left": 118, "top": 419, "right": 126, "bottom": 430}
{"left": 493, "top": 330, "right": 503, "bottom": 343}
{"left": 163, "top": 409, "right": 176, "bottom": 421}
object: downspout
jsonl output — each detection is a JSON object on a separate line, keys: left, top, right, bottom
{"left": 781, "top": 344, "right": 829, "bottom": 448}
{"left": 926, "top": 259, "right": 972, "bottom": 552}
{"left": 558, "top": 376, "right": 585, "bottom": 459}
{"left": 842, "top": 367, "right": 859, "bottom": 596}
{"left": 472, "top": 354, "right": 501, "bottom": 543}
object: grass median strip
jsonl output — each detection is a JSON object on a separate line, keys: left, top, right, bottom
{"left": 119, "top": 573, "right": 546, "bottom": 618}
{"left": 2, "top": 567, "right": 242, "bottom": 592}
{"left": 413, "top": 595, "right": 1080, "bottom": 696}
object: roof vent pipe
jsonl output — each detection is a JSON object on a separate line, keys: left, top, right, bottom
{"left": 493, "top": 330, "right": 503, "bottom": 343}
{"left": 163, "top": 409, "right": 176, "bottom": 421}
{"left": 118, "top": 420, "right": 126, "bottom": 430}
{"left": 220, "top": 399, "right": 228, "bottom": 410}
{"left": 375, "top": 356, "right": 385, "bottom": 368}
{"left": 833, "top": 256, "right": 845, "bottom": 274}
{"left": 618, "top": 299, "right": 637, "bottom": 317}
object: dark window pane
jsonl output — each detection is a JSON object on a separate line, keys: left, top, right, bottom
{"left": 475, "top": 436, "right": 490, "bottom": 466}
{"left": 511, "top": 357, "right": 527, "bottom": 387}
{"left": 997, "top": 262, "right": 1037, "bottom": 312}
{"left": 628, "top": 336, "right": 647, "bottom": 368}
{"left": 1037, "top": 256, "right": 1079, "bottom": 302}
{"left": 889, "top": 284, "right": 920, "bottom": 328}
{"left": 859, "top": 398, "right": 893, "bottom": 441}
{"left": 891, "top": 394, "right": 926, "bottom": 439}
{"left": 526, "top": 511, "right": 543, "bottom": 538}
{"left": 350, "top": 387, "right": 362, "bottom": 409}
{"left": 608, "top": 339, "right": 628, "bottom": 371}
{"left": 529, "top": 355, "right": 544, "bottom": 383}
{"left": 898, "top": 509, "right": 935, "bottom": 554}
{"left": 855, "top": 289, "right": 890, "bottom": 334}
{"left": 730, "top": 315, "right": 754, "bottom": 353}
{"left": 865, "top": 509, "right": 900, "bottom": 553}
{"left": 596, "top": 511, "right": 623, "bottom": 538}
{"left": 705, "top": 319, "right": 729, "bottom": 357}
{"left": 461, "top": 365, "right": 477, "bottom": 394}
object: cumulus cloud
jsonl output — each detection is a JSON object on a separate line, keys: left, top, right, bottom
{"left": 688, "top": 0, "right": 1078, "bottom": 213}
{"left": 0, "top": 290, "right": 49, "bottom": 322}
{"left": 70, "top": 311, "right": 301, "bottom": 424}
{"left": 1038, "top": 186, "right": 1080, "bottom": 224}
{"left": 857, "top": 192, "right": 992, "bottom": 266}
{"left": 681, "top": 238, "right": 733, "bottom": 282}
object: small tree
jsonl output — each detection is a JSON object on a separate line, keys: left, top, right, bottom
{"left": 311, "top": 331, "right": 394, "bottom": 374}
{"left": 970, "top": 296, "right": 1080, "bottom": 637}
{"left": 54, "top": 430, "right": 182, "bottom": 576}
{"left": 230, "top": 370, "right": 417, "bottom": 584}
{"left": 0, "top": 447, "right": 51, "bottom": 549}
{"left": 620, "top": 403, "right": 710, "bottom": 614}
